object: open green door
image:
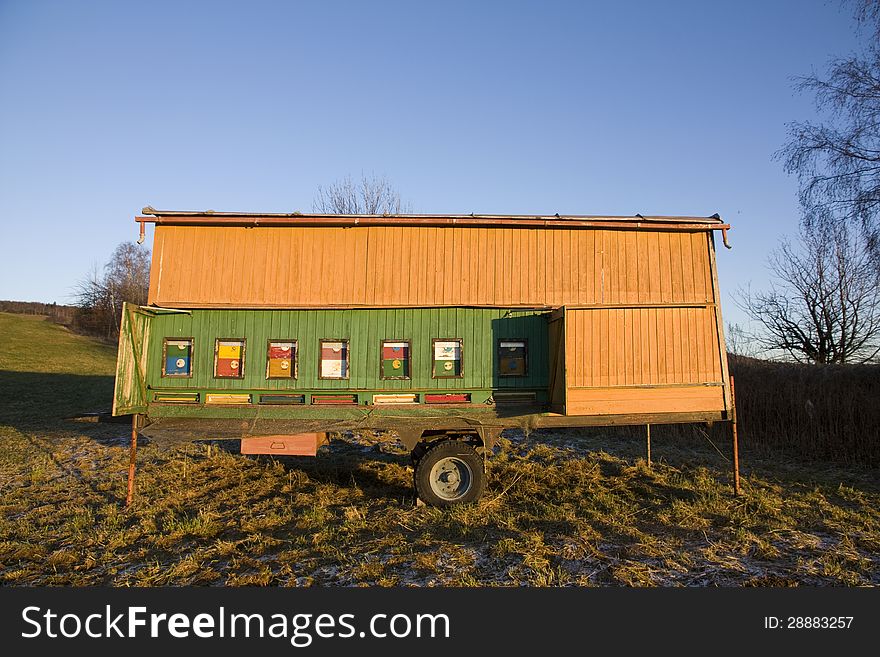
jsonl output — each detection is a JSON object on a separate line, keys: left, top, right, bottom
{"left": 112, "top": 303, "right": 152, "bottom": 415}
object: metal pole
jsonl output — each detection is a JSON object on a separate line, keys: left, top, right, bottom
{"left": 730, "top": 376, "right": 741, "bottom": 496}
{"left": 646, "top": 424, "right": 651, "bottom": 466}
{"left": 126, "top": 414, "right": 139, "bottom": 507}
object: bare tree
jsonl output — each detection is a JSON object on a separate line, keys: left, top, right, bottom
{"left": 314, "top": 173, "right": 410, "bottom": 214}
{"left": 74, "top": 242, "right": 150, "bottom": 339}
{"left": 725, "top": 322, "right": 759, "bottom": 359}
{"left": 736, "top": 224, "right": 880, "bottom": 364}
{"left": 777, "top": 1, "right": 880, "bottom": 258}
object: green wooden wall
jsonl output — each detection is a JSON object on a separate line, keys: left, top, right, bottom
{"left": 146, "top": 308, "right": 549, "bottom": 395}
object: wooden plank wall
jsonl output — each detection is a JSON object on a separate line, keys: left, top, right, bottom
{"left": 149, "top": 225, "right": 715, "bottom": 308}
{"left": 565, "top": 307, "right": 722, "bottom": 387}
{"left": 563, "top": 303, "right": 727, "bottom": 416}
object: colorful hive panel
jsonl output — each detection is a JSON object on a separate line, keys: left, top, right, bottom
{"left": 381, "top": 341, "right": 410, "bottom": 378}
{"left": 163, "top": 339, "right": 192, "bottom": 376}
{"left": 215, "top": 339, "right": 245, "bottom": 378}
{"left": 267, "top": 340, "right": 296, "bottom": 378}
{"left": 499, "top": 340, "right": 527, "bottom": 376}
{"left": 320, "top": 340, "right": 348, "bottom": 379}
{"left": 433, "top": 339, "right": 462, "bottom": 378}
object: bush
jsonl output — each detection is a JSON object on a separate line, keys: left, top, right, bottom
{"left": 730, "top": 354, "right": 880, "bottom": 466}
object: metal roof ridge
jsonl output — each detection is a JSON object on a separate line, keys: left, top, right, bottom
{"left": 140, "top": 206, "right": 724, "bottom": 223}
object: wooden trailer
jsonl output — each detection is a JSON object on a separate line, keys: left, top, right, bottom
{"left": 114, "top": 208, "right": 737, "bottom": 506}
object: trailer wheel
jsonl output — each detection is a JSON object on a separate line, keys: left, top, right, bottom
{"left": 414, "top": 440, "right": 484, "bottom": 506}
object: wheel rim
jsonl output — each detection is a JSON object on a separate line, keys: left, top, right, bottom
{"left": 428, "top": 456, "right": 473, "bottom": 500}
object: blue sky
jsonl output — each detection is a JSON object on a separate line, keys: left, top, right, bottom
{"left": 0, "top": 1, "right": 868, "bottom": 325}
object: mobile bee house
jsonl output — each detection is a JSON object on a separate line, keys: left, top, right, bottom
{"left": 114, "top": 207, "right": 738, "bottom": 506}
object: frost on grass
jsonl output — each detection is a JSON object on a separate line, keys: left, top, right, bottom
{"left": 0, "top": 424, "right": 878, "bottom": 587}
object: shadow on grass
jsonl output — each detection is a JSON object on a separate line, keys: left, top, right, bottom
{"left": 200, "top": 436, "right": 415, "bottom": 501}
{"left": 0, "top": 369, "right": 116, "bottom": 432}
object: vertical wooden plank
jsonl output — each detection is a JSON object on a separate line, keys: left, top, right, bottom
{"left": 659, "top": 232, "right": 672, "bottom": 304}
{"left": 617, "top": 309, "right": 627, "bottom": 386}
{"left": 250, "top": 230, "right": 266, "bottom": 304}
{"left": 558, "top": 229, "right": 568, "bottom": 307}
{"left": 686, "top": 306, "right": 696, "bottom": 383}
{"left": 681, "top": 233, "right": 696, "bottom": 304}
{"left": 447, "top": 227, "right": 458, "bottom": 306}
{"left": 606, "top": 309, "right": 614, "bottom": 388}
{"left": 423, "top": 227, "right": 433, "bottom": 305}
{"left": 289, "top": 228, "right": 302, "bottom": 306}
{"left": 633, "top": 307, "right": 642, "bottom": 384}
{"left": 524, "top": 228, "right": 533, "bottom": 305}
{"left": 517, "top": 228, "right": 525, "bottom": 306}
{"left": 595, "top": 230, "right": 603, "bottom": 304}
{"left": 462, "top": 228, "right": 473, "bottom": 307}
{"left": 625, "top": 231, "right": 638, "bottom": 305}
{"left": 481, "top": 229, "right": 491, "bottom": 306}
{"left": 170, "top": 227, "right": 187, "bottom": 304}
{"left": 425, "top": 227, "right": 436, "bottom": 307}
{"left": 536, "top": 229, "right": 546, "bottom": 307}
{"left": 503, "top": 228, "right": 513, "bottom": 305}
{"left": 374, "top": 228, "right": 394, "bottom": 306}
{"left": 605, "top": 232, "right": 617, "bottom": 305}
{"left": 622, "top": 231, "right": 630, "bottom": 305}
{"left": 644, "top": 307, "right": 654, "bottom": 385}
{"left": 561, "top": 230, "right": 571, "bottom": 308}
{"left": 577, "top": 310, "right": 586, "bottom": 388}
{"left": 648, "top": 230, "right": 661, "bottom": 305}
{"left": 695, "top": 231, "right": 711, "bottom": 303}
{"left": 387, "top": 227, "right": 399, "bottom": 306}
{"left": 444, "top": 228, "right": 454, "bottom": 306}
{"left": 363, "top": 226, "right": 377, "bottom": 303}
{"left": 635, "top": 231, "right": 647, "bottom": 304}
{"left": 697, "top": 306, "right": 707, "bottom": 381}
{"left": 601, "top": 308, "right": 611, "bottom": 387}
{"left": 616, "top": 309, "right": 625, "bottom": 386}
{"left": 353, "top": 227, "right": 367, "bottom": 304}
{"left": 659, "top": 306, "right": 670, "bottom": 385}
{"left": 707, "top": 232, "right": 731, "bottom": 408}
{"left": 521, "top": 229, "right": 530, "bottom": 304}
{"left": 383, "top": 227, "right": 395, "bottom": 306}
{"left": 685, "top": 232, "right": 697, "bottom": 303}
{"left": 583, "top": 311, "right": 590, "bottom": 388}
{"left": 587, "top": 230, "right": 597, "bottom": 304}
{"left": 262, "top": 227, "right": 277, "bottom": 307}
{"left": 488, "top": 228, "right": 500, "bottom": 307}
{"left": 317, "top": 228, "right": 332, "bottom": 304}
{"left": 147, "top": 228, "right": 162, "bottom": 305}
{"left": 670, "top": 232, "right": 684, "bottom": 303}
{"left": 704, "top": 296, "right": 720, "bottom": 381}
{"left": 400, "top": 227, "right": 411, "bottom": 306}
{"left": 547, "top": 230, "right": 557, "bottom": 305}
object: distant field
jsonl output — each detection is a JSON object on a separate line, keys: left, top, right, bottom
{"left": 0, "top": 311, "right": 878, "bottom": 586}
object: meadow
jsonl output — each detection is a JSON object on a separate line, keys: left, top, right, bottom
{"left": 1, "top": 312, "right": 877, "bottom": 586}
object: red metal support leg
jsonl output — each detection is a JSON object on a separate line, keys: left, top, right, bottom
{"left": 730, "top": 376, "right": 741, "bottom": 496}
{"left": 126, "top": 414, "right": 139, "bottom": 507}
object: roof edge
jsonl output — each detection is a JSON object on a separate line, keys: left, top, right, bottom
{"left": 140, "top": 206, "right": 724, "bottom": 224}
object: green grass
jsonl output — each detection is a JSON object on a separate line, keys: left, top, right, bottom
{"left": 0, "top": 312, "right": 116, "bottom": 375}
{"left": 0, "top": 312, "right": 117, "bottom": 430}
{"left": 0, "top": 312, "right": 878, "bottom": 586}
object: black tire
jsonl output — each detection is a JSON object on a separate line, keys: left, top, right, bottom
{"left": 413, "top": 440, "right": 485, "bottom": 506}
